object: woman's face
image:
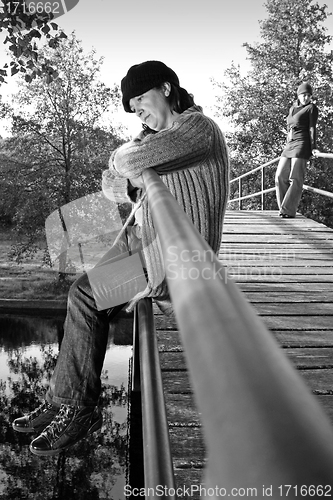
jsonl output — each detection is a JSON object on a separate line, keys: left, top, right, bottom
{"left": 298, "top": 92, "right": 311, "bottom": 105}
{"left": 129, "top": 84, "right": 177, "bottom": 131}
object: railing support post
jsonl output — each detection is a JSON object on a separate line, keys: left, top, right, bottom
{"left": 131, "top": 305, "right": 141, "bottom": 392}
{"left": 137, "top": 298, "right": 176, "bottom": 498}
{"left": 261, "top": 166, "right": 266, "bottom": 210}
{"left": 239, "top": 177, "right": 243, "bottom": 210}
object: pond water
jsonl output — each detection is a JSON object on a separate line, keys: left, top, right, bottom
{"left": 0, "top": 314, "right": 135, "bottom": 500}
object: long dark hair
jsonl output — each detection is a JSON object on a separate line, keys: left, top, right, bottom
{"left": 164, "top": 83, "right": 195, "bottom": 113}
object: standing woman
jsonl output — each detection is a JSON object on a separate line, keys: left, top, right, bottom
{"left": 275, "top": 82, "right": 318, "bottom": 218}
{"left": 12, "top": 61, "right": 229, "bottom": 456}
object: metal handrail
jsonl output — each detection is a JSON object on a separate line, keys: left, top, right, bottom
{"left": 229, "top": 157, "right": 279, "bottom": 209}
{"left": 132, "top": 298, "right": 175, "bottom": 498}
{"left": 229, "top": 186, "right": 275, "bottom": 203}
{"left": 314, "top": 151, "right": 333, "bottom": 159}
{"left": 229, "top": 151, "right": 333, "bottom": 207}
{"left": 303, "top": 184, "right": 333, "bottom": 200}
{"left": 142, "top": 167, "right": 333, "bottom": 489}
{"left": 229, "top": 157, "right": 280, "bottom": 184}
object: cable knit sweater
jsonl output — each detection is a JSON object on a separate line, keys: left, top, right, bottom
{"left": 102, "top": 105, "right": 229, "bottom": 314}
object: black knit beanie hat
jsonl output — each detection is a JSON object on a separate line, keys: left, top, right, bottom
{"left": 297, "top": 82, "right": 313, "bottom": 96}
{"left": 121, "top": 60, "right": 180, "bottom": 113}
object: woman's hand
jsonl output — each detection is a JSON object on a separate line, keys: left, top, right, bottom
{"left": 311, "top": 149, "right": 319, "bottom": 157}
{"left": 129, "top": 175, "right": 144, "bottom": 188}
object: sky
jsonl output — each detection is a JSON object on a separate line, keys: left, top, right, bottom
{"left": 1, "top": 0, "right": 333, "bottom": 135}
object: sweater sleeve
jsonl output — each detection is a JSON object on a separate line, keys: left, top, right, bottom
{"left": 101, "top": 167, "right": 132, "bottom": 203}
{"left": 111, "top": 109, "right": 212, "bottom": 178}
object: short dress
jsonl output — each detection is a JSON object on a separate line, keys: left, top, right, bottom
{"left": 282, "top": 102, "right": 318, "bottom": 160}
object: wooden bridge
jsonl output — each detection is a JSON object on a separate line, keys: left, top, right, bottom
{"left": 152, "top": 209, "right": 333, "bottom": 491}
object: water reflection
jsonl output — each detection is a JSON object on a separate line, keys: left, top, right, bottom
{"left": 0, "top": 314, "right": 133, "bottom": 500}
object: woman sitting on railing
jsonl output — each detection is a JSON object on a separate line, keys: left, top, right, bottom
{"left": 12, "top": 60, "right": 230, "bottom": 456}
{"left": 275, "top": 82, "right": 319, "bottom": 218}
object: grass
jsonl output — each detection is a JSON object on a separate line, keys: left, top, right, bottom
{"left": 0, "top": 225, "right": 73, "bottom": 301}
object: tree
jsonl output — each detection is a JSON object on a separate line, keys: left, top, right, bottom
{"left": 0, "top": 33, "right": 125, "bottom": 268}
{"left": 212, "top": 0, "right": 333, "bottom": 225}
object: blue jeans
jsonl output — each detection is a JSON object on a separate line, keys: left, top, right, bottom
{"left": 275, "top": 157, "right": 307, "bottom": 217}
{"left": 46, "top": 226, "right": 145, "bottom": 408}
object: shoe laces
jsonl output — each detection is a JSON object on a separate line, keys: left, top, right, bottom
{"left": 41, "top": 404, "right": 75, "bottom": 440}
{"left": 29, "top": 401, "right": 53, "bottom": 420}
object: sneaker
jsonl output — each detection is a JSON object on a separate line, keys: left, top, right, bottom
{"left": 29, "top": 404, "right": 103, "bottom": 456}
{"left": 281, "top": 213, "right": 295, "bottom": 218}
{"left": 12, "top": 401, "right": 59, "bottom": 434}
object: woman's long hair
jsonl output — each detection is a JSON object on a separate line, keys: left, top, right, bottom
{"left": 165, "top": 83, "right": 195, "bottom": 113}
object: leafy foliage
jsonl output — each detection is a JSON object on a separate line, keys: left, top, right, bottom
{"left": 0, "top": 0, "right": 67, "bottom": 84}
{"left": 212, "top": 0, "right": 333, "bottom": 226}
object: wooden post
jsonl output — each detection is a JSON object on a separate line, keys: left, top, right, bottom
{"left": 261, "top": 166, "right": 266, "bottom": 210}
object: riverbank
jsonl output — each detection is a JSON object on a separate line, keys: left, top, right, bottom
{"left": 0, "top": 225, "right": 72, "bottom": 301}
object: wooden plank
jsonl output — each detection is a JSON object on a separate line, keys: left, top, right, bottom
{"left": 228, "top": 268, "right": 333, "bottom": 276}
{"left": 219, "top": 254, "right": 333, "bottom": 262}
{"left": 154, "top": 313, "right": 178, "bottom": 329}
{"left": 273, "top": 331, "right": 333, "bottom": 347}
{"left": 300, "top": 369, "right": 333, "bottom": 393}
{"left": 223, "top": 226, "right": 333, "bottom": 234}
{"left": 223, "top": 245, "right": 333, "bottom": 253}
{"left": 223, "top": 217, "right": 332, "bottom": 226}
{"left": 220, "top": 260, "right": 333, "bottom": 267}
{"left": 243, "top": 291, "right": 333, "bottom": 302}
{"left": 172, "top": 469, "right": 204, "bottom": 498}
{"left": 222, "top": 234, "right": 333, "bottom": 243}
{"left": 224, "top": 211, "right": 330, "bottom": 223}
{"left": 232, "top": 275, "right": 333, "bottom": 282}
{"left": 317, "top": 395, "right": 333, "bottom": 424}
{"left": 239, "top": 282, "right": 333, "bottom": 292}
{"left": 220, "top": 236, "right": 332, "bottom": 243}
{"left": 160, "top": 352, "right": 186, "bottom": 370}
{"left": 160, "top": 349, "right": 333, "bottom": 371}
{"left": 220, "top": 246, "right": 333, "bottom": 251}
{"left": 263, "top": 315, "right": 333, "bottom": 330}
{"left": 157, "top": 330, "right": 183, "bottom": 351}
{"left": 169, "top": 427, "right": 205, "bottom": 460}
{"left": 284, "top": 348, "right": 333, "bottom": 368}
{"left": 254, "top": 303, "right": 333, "bottom": 315}
{"left": 168, "top": 427, "right": 205, "bottom": 496}
{"left": 164, "top": 393, "right": 201, "bottom": 425}
{"left": 161, "top": 372, "right": 192, "bottom": 394}
{"left": 223, "top": 225, "right": 331, "bottom": 232}
{"left": 161, "top": 365, "right": 333, "bottom": 398}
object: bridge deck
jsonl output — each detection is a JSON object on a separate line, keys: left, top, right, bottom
{"left": 156, "top": 210, "right": 333, "bottom": 490}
